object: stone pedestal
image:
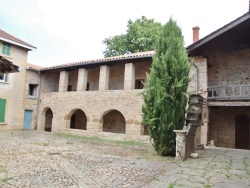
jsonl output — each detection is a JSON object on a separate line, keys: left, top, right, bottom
{"left": 174, "top": 130, "right": 188, "bottom": 161}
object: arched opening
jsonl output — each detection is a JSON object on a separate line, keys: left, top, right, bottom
{"left": 103, "top": 110, "right": 125, "bottom": 134}
{"left": 235, "top": 115, "right": 249, "bottom": 149}
{"left": 70, "top": 109, "right": 87, "bottom": 130}
{"left": 45, "top": 108, "right": 53, "bottom": 132}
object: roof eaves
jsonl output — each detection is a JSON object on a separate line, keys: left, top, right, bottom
{"left": 0, "top": 36, "right": 36, "bottom": 50}
{"left": 186, "top": 12, "right": 250, "bottom": 53}
{"left": 40, "top": 51, "right": 155, "bottom": 71}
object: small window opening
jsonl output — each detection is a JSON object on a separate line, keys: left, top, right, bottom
{"left": 29, "top": 84, "right": 38, "bottom": 97}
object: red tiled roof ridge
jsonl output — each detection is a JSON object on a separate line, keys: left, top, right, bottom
{"left": 26, "top": 63, "right": 43, "bottom": 70}
{"left": 0, "top": 29, "right": 36, "bottom": 49}
{"left": 42, "top": 50, "right": 155, "bottom": 70}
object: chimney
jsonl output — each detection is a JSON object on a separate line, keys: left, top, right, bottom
{"left": 192, "top": 26, "right": 200, "bottom": 43}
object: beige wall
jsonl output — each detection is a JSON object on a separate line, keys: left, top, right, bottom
{"left": 0, "top": 41, "right": 29, "bottom": 130}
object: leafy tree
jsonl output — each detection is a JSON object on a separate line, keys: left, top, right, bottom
{"left": 102, "top": 16, "right": 163, "bottom": 57}
{"left": 141, "top": 18, "right": 190, "bottom": 156}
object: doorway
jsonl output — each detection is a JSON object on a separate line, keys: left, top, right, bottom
{"left": 235, "top": 115, "right": 249, "bottom": 149}
{"left": 23, "top": 110, "right": 32, "bottom": 130}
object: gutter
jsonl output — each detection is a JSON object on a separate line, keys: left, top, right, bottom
{"left": 35, "top": 71, "right": 42, "bottom": 129}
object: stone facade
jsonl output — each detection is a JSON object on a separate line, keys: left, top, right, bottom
{"left": 23, "top": 68, "right": 40, "bottom": 129}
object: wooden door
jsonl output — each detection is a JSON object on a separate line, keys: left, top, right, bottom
{"left": 235, "top": 115, "right": 249, "bottom": 149}
{"left": 23, "top": 110, "right": 32, "bottom": 130}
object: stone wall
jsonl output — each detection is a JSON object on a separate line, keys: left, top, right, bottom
{"left": 38, "top": 90, "right": 145, "bottom": 140}
{"left": 23, "top": 69, "right": 40, "bottom": 129}
{"left": 0, "top": 43, "right": 29, "bottom": 130}
{"left": 41, "top": 71, "right": 60, "bottom": 92}
{"left": 188, "top": 56, "right": 208, "bottom": 97}
{"left": 208, "top": 106, "right": 250, "bottom": 148}
{"left": 208, "top": 48, "right": 250, "bottom": 87}
{"left": 109, "top": 64, "right": 125, "bottom": 90}
{"left": 87, "top": 67, "right": 99, "bottom": 91}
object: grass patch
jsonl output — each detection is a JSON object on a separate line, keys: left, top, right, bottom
{"left": 167, "top": 182, "right": 175, "bottom": 188}
{"left": 54, "top": 133, "right": 149, "bottom": 147}
{"left": 226, "top": 157, "right": 232, "bottom": 171}
{"left": 0, "top": 177, "right": 13, "bottom": 182}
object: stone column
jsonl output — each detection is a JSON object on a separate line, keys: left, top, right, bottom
{"left": 174, "top": 130, "right": 188, "bottom": 161}
{"left": 201, "top": 107, "right": 209, "bottom": 145}
{"left": 59, "top": 71, "right": 68, "bottom": 92}
{"left": 124, "top": 63, "right": 135, "bottom": 90}
{"left": 77, "top": 68, "right": 88, "bottom": 91}
{"left": 99, "top": 65, "right": 110, "bottom": 91}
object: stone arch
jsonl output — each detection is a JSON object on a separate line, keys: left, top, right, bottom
{"left": 101, "top": 109, "right": 126, "bottom": 134}
{"left": 235, "top": 114, "right": 249, "bottom": 149}
{"left": 66, "top": 109, "right": 88, "bottom": 130}
{"left": 41, "top": 107, "right": 53, "bottom": 132}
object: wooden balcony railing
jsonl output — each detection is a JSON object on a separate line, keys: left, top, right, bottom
{"left": 208, "top": 85, "right": 250, "bottom": 99}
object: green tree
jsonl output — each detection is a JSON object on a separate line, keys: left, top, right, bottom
{"left": 141, "top": 18, "right": 190, "bottom": 156}
{"left": 102, "top": 16, "right": 163, "bottom": 57}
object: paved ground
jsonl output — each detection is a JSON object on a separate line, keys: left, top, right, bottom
{"left": 0, "top": 131, "right": 249, "bottom": 188}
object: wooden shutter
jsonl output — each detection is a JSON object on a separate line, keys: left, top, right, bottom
{"left": 0, "top": 99, "right": 6, "bottom": 122}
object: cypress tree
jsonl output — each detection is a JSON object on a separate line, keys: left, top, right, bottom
{"left": 141, "top": 18, "right": 190, "bottom": 156}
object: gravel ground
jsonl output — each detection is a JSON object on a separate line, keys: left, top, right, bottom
{"left": 0, "top": 131, "right": 249, "bottom": 188}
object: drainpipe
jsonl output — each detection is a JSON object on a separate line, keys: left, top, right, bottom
{"left": 189, "top": 59, "right": 199, "bottom": 95}
{"left": 35, "top": 71, "right": 42, "bottom": 129}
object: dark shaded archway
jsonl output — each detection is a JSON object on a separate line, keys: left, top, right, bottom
{"left": 45, "top": 108, "right": 53, "bottom": 132}
{"left": 70, "top": 109, "right": 87, "bottom": 130}
{"left": 103, "top": 110, "right": 125, "bottom": 134}
{"left": 235, "top": 115, "right": 249, "bottom": 149}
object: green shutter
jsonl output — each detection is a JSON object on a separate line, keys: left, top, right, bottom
{"left": 0, "top": 99, "right": 6, "bottom": 122}
{"left": 2, "top": 43, "right": 10, "bottom": 56}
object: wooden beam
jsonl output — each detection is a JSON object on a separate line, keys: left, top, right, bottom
{"left": 208, "top": 101, "right": 250, "bottom": 106}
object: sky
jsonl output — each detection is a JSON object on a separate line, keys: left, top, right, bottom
{"left": 0, "top": 0, "right": 249, "bottom": 67}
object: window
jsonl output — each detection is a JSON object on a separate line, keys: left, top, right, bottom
{"left": 0, "top": 99, "right": 6, "bottom": 122}
{"left": 135, "top": 79, "right": 145, "bottom": 89}
{"left": 2, "top": 42, "right": 11, "bottom": 56}
{"left": 0, "top": 74, "right": 7, "bottom": 82}
{"left": 28, "top": 84, "right": 38, "bottom": 97}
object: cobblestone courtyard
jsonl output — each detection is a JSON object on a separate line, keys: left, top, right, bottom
{"left": 0, "top": 131, "right": 249, "bottom": 188}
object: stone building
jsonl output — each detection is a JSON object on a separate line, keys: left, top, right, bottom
{"left": 0, "top": 29, "right": 36, "bottom": 131}
{"left": 33, "top": 10, "right": 250, "bottom": 149}
{"left": 187, "top": 11, "right": 250, "bottom": 149}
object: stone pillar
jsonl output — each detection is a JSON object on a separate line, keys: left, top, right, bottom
{"left": 174, "top": 130, "right": 188, "bottom": 161}
{"left": 124, "top": 63, "right": 135, "bottom": 90}
{"left": 201, "top": 107, "right": 209, "bottom": 145}
{"left": 77, "top": 68, "right": 88, "bottom": 91}
{"left": 59, "top": 71, "right": 68, "bottom": 92}
{"left": 99, "top": 65, "right": 110, "bottom": 91}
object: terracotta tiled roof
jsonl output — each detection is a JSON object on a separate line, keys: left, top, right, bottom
{"left": 42, "top": 51, "right": 155, "bottom": 71}
{"left": 27, "top": 63, "right": 43, "bottom": 71}
{"left": 0, "top": 56, "right": 19, "bottom": 74}
{"left": 0, "top": 29, "right": 36, "bottom": 49}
